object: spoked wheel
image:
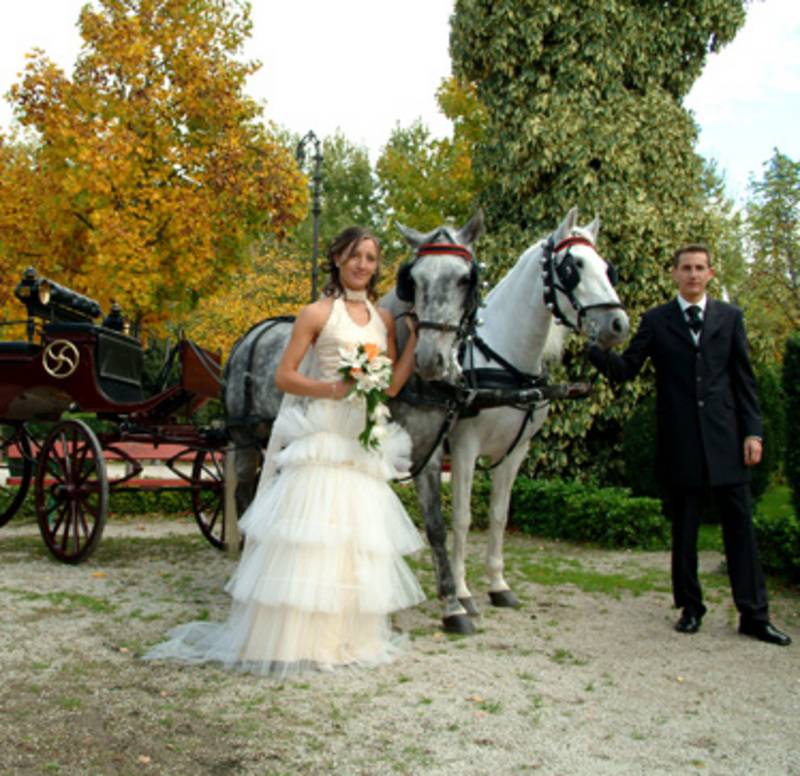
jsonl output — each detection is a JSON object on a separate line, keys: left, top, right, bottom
{"left": 191, "top": 448, "right": 227, "bottom": 550}
{"left": 35, "top": 419, "right": 108, "bottom": 564}
{"left": 1, "top": 423, "right": 33, "bottom": 528}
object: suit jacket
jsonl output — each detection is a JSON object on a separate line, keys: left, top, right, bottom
{"left": 589, "top": 298, "right": 763, "bottom": 490}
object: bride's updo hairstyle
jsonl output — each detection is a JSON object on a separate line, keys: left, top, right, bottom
{"left": 322, "top": 226, "right": 382, "bottom": 301}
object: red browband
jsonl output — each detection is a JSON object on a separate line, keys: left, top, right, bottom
{"left": 416, "top": 243, "right": 473, "bottom": 262}
{"left": 554, "top": 236, "right": 595, "bottom": 253}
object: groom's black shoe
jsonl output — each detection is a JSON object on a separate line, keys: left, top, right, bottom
{"left": 739, "top": 619, "right": 791, "bottom": 646}
{"left": 675, "top": 610, "right": 702, "bottom": 634}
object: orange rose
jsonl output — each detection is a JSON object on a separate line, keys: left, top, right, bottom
{"left": 363, "top": 342, "right": 380, "bottom": 361}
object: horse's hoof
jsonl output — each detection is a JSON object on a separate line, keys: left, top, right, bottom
{"left": 488, "top": 590, "right": 521, "bottom": 608}
{"left": 458, "top": 597, "right": 481, "bottom": 618}
{"left": 442, "top": 614, "right": 476, "bottom": 635}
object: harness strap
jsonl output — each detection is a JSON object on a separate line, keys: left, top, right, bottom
{"left": 476, "top": 406, "right": 535, "bottom": 472}
{"left": 467, "top": 335, "right": 544, "bottom": 389}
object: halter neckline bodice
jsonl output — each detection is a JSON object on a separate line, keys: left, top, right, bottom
{"left": 314, "top": 297, "right": 388, "bottom": 382}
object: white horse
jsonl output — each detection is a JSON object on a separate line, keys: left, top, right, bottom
{"left": 448, "top": 207, "right": 630, "bottom": 614}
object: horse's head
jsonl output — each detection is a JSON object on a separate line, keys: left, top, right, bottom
{"left": 543, "top": 208, "right": 629, "bottom": 348}
{"left": 394, "top": 211, "right": 484, "bottom": 381}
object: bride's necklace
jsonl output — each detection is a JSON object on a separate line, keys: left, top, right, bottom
{"left": 342, "top": 286, "right": 368, "bottom": 303}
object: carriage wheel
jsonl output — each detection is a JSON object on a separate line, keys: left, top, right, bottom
{"left": 35, "top": 419, "right": 108, "bottom": 564}
{"left": 1, "top": 424, "right": 33, "bottom": 528}
{"left": 191, "top": 449, "right": 227, "bottom": 550}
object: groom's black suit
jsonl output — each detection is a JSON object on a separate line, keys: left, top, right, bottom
{"left": 588, "top": 297, "right": 769, "bottom": 623}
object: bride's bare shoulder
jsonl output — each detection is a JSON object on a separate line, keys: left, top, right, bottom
{"left": 294, "top": 297, "right": 335, "bottom": 336}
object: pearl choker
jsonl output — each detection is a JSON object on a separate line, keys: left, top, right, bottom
{"left": 343, "top": 287, "right": 368, "bottom": 302}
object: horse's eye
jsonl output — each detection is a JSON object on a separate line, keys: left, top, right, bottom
{"left": 575, "top": 259, "right": 584, "bottom": 269}
{"left": 458, "top": 276, "right": 470, "bottom": 287}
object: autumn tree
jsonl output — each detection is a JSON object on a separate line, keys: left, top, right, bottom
{"left": 450, "top": 0, "right": 747, "bottom": 480}
{"left": 0, "top": 0, "right": 306, "bottom": 331}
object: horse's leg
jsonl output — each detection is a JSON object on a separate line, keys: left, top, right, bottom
{"left": 485, "top": 441, "right": 531, "bottom": 608}
{"left": 449, "top": 431, "right": 481, "bottom": 617}
{"left": 415, "top": 450, "right": 475, "bottom": 635}
{"left": 229, "top": 427, "right": 262, "bottom": 517}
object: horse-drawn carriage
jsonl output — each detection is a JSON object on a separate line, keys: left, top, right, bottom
{"left": 0, "top": 267, "right": 229, "bottom": 563}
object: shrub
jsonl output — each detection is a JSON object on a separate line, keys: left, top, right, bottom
{"left": 784, "top": 335, "right": 800, "bottom": 518}
{"left": 751, "top": 359, "right": 785, "bottom": 501}
{"left": 509, "top": 477, "right": 668, "bottom": 549}
{"left": 621, "top": 393, "right": 659, "bottom": 498}
{"left": 753, "top": 508, "right": 800, "bottom": 582}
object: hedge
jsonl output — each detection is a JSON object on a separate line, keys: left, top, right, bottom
{"left": 509, "top": 477, "right": 668, "bottom": 549}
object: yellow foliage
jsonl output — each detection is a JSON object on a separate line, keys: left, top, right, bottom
{"left": 0, "top": 0, "right": 307, "bottom": 335}
{"left": 186, "top": 241, "right": 311, "bottom": 355}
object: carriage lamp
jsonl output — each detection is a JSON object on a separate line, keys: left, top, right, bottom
{"left": 35, "top": 279, "right": 102, "bottom": 320}
{"left": 14, "top": 268, "right": 102, "bottom": 323}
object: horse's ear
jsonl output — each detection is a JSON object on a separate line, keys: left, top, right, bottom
{"left": 584, "top": 214, "right": 600, "bottom": 242}
{"left": 457, "top": 209, "right": 485, "bottom": 245}
{"left": 396, "top": 220, "right": 426, "bottom": 249}
{"left": 553, "top": 207, "right": 579, "bottom": 244}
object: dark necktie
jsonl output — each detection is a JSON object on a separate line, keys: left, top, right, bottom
{"left": 686, "top": 305, "right": 703, "bottom": 334}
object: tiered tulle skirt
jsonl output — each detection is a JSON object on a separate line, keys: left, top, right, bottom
{"left": 144, "top": 398, "right": 425, "bottom": 677}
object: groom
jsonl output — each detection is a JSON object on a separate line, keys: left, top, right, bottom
{"left": 588, "top": 244, "right": 790, "bottom": 646}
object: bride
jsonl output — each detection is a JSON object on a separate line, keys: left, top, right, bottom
{"left": 145, "top": 226, "right": 425, "bottom": 676}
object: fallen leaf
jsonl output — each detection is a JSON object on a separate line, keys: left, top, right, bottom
{"left": 137, "top": 755, "right": 151, "bottom": 765}
{"left": 91, "top": 571, "right": 107, "bottom": 578}
{"left": 119, "top": 647, "right": 130, "bottom": 654}
{"left": 676, "top": 676, "right": 684, "bottom": 683}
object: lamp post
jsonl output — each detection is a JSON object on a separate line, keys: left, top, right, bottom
{"left": 296, "top": 130, "right": 323, "bottom": 302}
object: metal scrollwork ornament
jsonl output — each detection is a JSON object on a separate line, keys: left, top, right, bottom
{"left": 43, "top": 340, "right": 80, "bottom": 378}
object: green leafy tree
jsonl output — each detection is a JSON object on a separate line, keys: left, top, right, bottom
{"left": 743, "top": 150, "right": 800, "bottom": 360}
{"left": 450, "top": 0, "right": 747, "bottom": 480}
{"left": 375, "top": 77, "right": 484, "bottom": 267}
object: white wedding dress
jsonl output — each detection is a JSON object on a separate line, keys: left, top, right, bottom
{"left": 145, "top": 297, "right": 425, "bottom": 676}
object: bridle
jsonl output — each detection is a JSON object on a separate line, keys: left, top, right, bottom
{"left": 401, "top": 242, "right": 479, "bottom": 339}
{"left": 541, "top": 236, "right": 624, "bottom": 331}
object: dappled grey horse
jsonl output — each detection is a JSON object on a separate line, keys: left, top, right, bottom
{"left": 223, "top": 213, "right": 484, "bottom": 634}
{"left": 446, "top": 208, "right": 629, "bottom": 616}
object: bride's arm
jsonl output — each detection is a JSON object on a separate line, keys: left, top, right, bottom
{"left": 275, "top": 301, "right": 351, "bottom": 399}
{"left": 381, "top": 310, "right": 417, "bottom": 398}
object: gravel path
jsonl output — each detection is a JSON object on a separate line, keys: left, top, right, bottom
{"left": 1, "top": 516, "right": 798, "bottom": 775}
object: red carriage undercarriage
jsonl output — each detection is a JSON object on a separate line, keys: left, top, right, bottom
{"left": 0, "top": 268, "right": 230, "bottom": 563}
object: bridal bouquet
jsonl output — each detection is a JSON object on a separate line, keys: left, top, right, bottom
{"left": 338, "top": 342, "right": 393, "bottom": 450}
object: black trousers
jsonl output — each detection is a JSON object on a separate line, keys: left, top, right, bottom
{"left": 664, "top": 483, "right": 769, "bottom": 622}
